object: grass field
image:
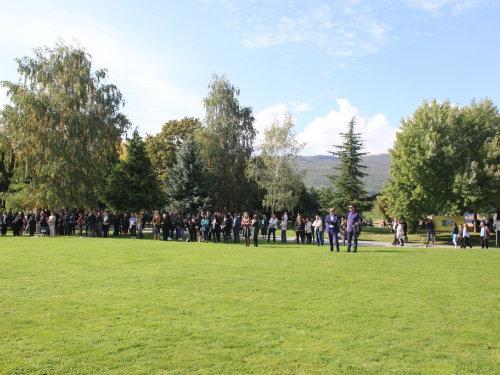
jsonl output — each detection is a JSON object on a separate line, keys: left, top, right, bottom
{"left": 1, "top": 235, "right": 499, "bottom": 374}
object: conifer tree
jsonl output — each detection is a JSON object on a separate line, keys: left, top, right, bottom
{"left": 102, "top": 130, "right": 164, "bottom": 212}
{"left": 165, "top": 137, "right": 211, "bottom": 214}
{"left": 327, "top": 117, "right": 372, "bottom": 214}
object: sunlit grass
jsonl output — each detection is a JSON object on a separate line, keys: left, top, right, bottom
{"left": 1, "top": 235, "right": 499, "bottom": 374}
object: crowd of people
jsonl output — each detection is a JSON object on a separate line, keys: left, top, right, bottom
{"left": 0, "top": 205, "right": 365, "bottom": 252}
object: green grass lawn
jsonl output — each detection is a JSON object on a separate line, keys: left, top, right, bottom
{"left": 1, "top": 235, "right": 499, "bottom": 374}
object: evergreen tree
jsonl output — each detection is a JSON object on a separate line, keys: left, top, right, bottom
{"left": 102, "top": 129, "right": 164, "bottom": 212}
{"left": 145, "top": 117, "right": 201, "bottom": 190}
{"left": 327, "top": 117, "right": 372, "bottom": 214}
{"left": 165, "top": 137, "right": 211, "bottom": 214}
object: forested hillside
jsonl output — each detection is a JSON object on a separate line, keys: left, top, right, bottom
{"left": 296, "top": 154, "right": 391, "bottom": 196}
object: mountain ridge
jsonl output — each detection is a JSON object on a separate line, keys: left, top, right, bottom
{"left": 296, "top": 153, "right": 391, "bottom": 196}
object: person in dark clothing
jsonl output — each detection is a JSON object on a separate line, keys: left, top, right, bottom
{"left": 64, "top": 211, "right": 71, "bottom": 236}
{"left": 251, "top": 214, "right": 259, "bottom": 247}
{"left": 233, "top": 213, "right": 241, "bottom": 243}
{"left": 190, "top": 215, "right": 197, "bottom": 242}
{"left": 221, "top": 214, "right": 232, "bottom": 244}
{"left": 87, "top": 211, "right": 97, "bottom": 237}
{"left": 162, "top": 214, "right": 169, "bottom": 241}
{"left": 113, "top": 212, "right": 120, "bottom": 236}
{"left": 295, "top": 214, "right": 305, "bottom": 245}
{"left": 12, "top": 213, "right": 22, "bottom": 236}
{"left": 27, "top": 211, "right": 36, "bottom": 237}
{"left": 70, "top": 212, "right": 77, "bottom": 234}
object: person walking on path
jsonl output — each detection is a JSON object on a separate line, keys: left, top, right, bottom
{"left": 462, "top": 223, "right": 472, "bottom": 249}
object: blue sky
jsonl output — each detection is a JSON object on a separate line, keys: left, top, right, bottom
{"left": 0, "top": 0, "right": 499, "bottom": 155}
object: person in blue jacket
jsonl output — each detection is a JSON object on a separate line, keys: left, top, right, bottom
{"left": 325, "top": 208, "right": 340, "bottom": 252}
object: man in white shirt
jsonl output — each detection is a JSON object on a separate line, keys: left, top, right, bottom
{"left": 267, "top": 214, "right": 279, "bottom": 242}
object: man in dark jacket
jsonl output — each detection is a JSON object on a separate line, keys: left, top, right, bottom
{"left": 233, "top": 213, "right": 241, "bottom": 243}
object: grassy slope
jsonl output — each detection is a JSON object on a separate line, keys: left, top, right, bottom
{"left": 1, "top": 235, "right": 499, "bottom": 374}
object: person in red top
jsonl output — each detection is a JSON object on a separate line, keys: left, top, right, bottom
{"left": 77, "top": 213, "right": 83, "bottom": 237}
{"left": 241, "top": 212, "right": 251, "bottom": 247}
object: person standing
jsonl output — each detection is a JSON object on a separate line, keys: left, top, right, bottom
{"left": 152, "top": 211, "right": 161, "bottom": 241}
{"left": 295, "top": 214, "right": 305, "bottom": 245}
{"left": 27, "top": 211, "right": 36, "bottom": 237}
{"left": 242, "top": 212, "right": 251, "bottom": 247}
{"left": 426, "top": 218, "right": 435, "bottom": 245}
{"left": 87, "top": 211, "right": 97, "bottom": 237}
{"left": 267, "top": 214, "right": 278, "bottom": 242}
{"left": 451, "top": 222, "right": 459, "bottom": 249}
{"left": 40, "top": 213, "right": 49, "bottom": 237}
{"left": 325, "top": 208, "right": 340, "bottom": 252}
{"left": 312, "top": 215, "right": 324, "bottom": 247}
{"left": 347, "top": 204, "right": 361, "bottom": 253}
{"left": 1, "top": 211, "right": 8, "bottom": 236}
{"left": 48, "top": 211, "right": 56, "bottom": 237}
{"left": 480, "top": 221, "right": 490, "bottom": 249}
{"left": 77, "top": 213, "right": 83, "bottom": 237}
{"left": 222, "top": 214, "right": 231, "bottom": 244}
{"left": 233, "top": 213, "right": 241, "bottom": 243}
{"left": 251, "top": 214, "right": 259, "bottom": 247}
{"left": 261, "top": 215, "right": 268, "bottom": 240}
{"left": 129, "top": 212, "right": 137, "bottom": 239}
{"left": 63, "top": 210, "right": 71, "bottom": 236}
{"left": 280, "top": 216, "right": 287, "bottom": 243}
{"left": 305, "top": 218, "right": 312, "bottom": 244}
{"left": 137, "top": 213, "right": 144, "bottom": 239}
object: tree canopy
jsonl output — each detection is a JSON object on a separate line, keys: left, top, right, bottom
{"left": 195, "top": 74, "right": 256, "bottom": 212}
{"left": 378, "top": 98, "right": 500, "bottom": 223}
{"left": 247, "top": 115, "right": 304, "bottom": 215}
{"left": 145, "top": 117, "right": 201, "bottom": 190}
{"left": 102, "top": 129, "right": 164, "bottom": 212}
{"left": 0, "top": 41, "right": 130, "bottom": 210}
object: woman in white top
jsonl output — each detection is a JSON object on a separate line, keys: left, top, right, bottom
{"left": 396, "top": 220, "right": 405, "bottom": 246}
{"left": 463, "top": 223, "right": 472, "bottom": 248}
{"left": 48, "top": 211, "right": 56, "bottom": 237}
{"left": 312, "top": 215, "right": 324, "bottom": 246}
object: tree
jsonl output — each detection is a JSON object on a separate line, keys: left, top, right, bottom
{"left": 378, "top": 98, "right": 500, "bottom": 229}
{"left": 145, "top": 117, "right": 201, "bottom": 190}
{"left": 165, "top": 137, "right": 211, "bottom": 214}
{"left": 102, "top": 129, "right": 164, "bottom": 212}
{"left": 327, "top": 117, "right": 372, "bottom": 214}
{"left": 195, "top": 74, "right": 256, "bottom": 211}
{"left": 0, "top": 41, "right": 130, "bottom": 210}
{"left": 247, "top": 115, "right": 304, "bottom": 216}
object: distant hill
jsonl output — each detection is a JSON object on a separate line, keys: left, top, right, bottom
{"left": 296, "top": 154, "right": 391, "bottom": 196}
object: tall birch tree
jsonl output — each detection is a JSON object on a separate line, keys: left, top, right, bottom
{"left": 0, "top": 41, "right": 130, "bottom": 210}
{"left": 248, "top": 115, "right": 305, "bottom": 215}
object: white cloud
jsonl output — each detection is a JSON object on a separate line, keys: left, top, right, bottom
{"left": 205, "top": 1, "right": 390, "bottom": 61}
{"left": 0, "top": 1, "right": 204, "bottom": 137}
{"left": 405, "top": 0, "right": 486, "bottom": 16}
{"left": 297, "top": 99, "right": 396, "bottom": 156}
